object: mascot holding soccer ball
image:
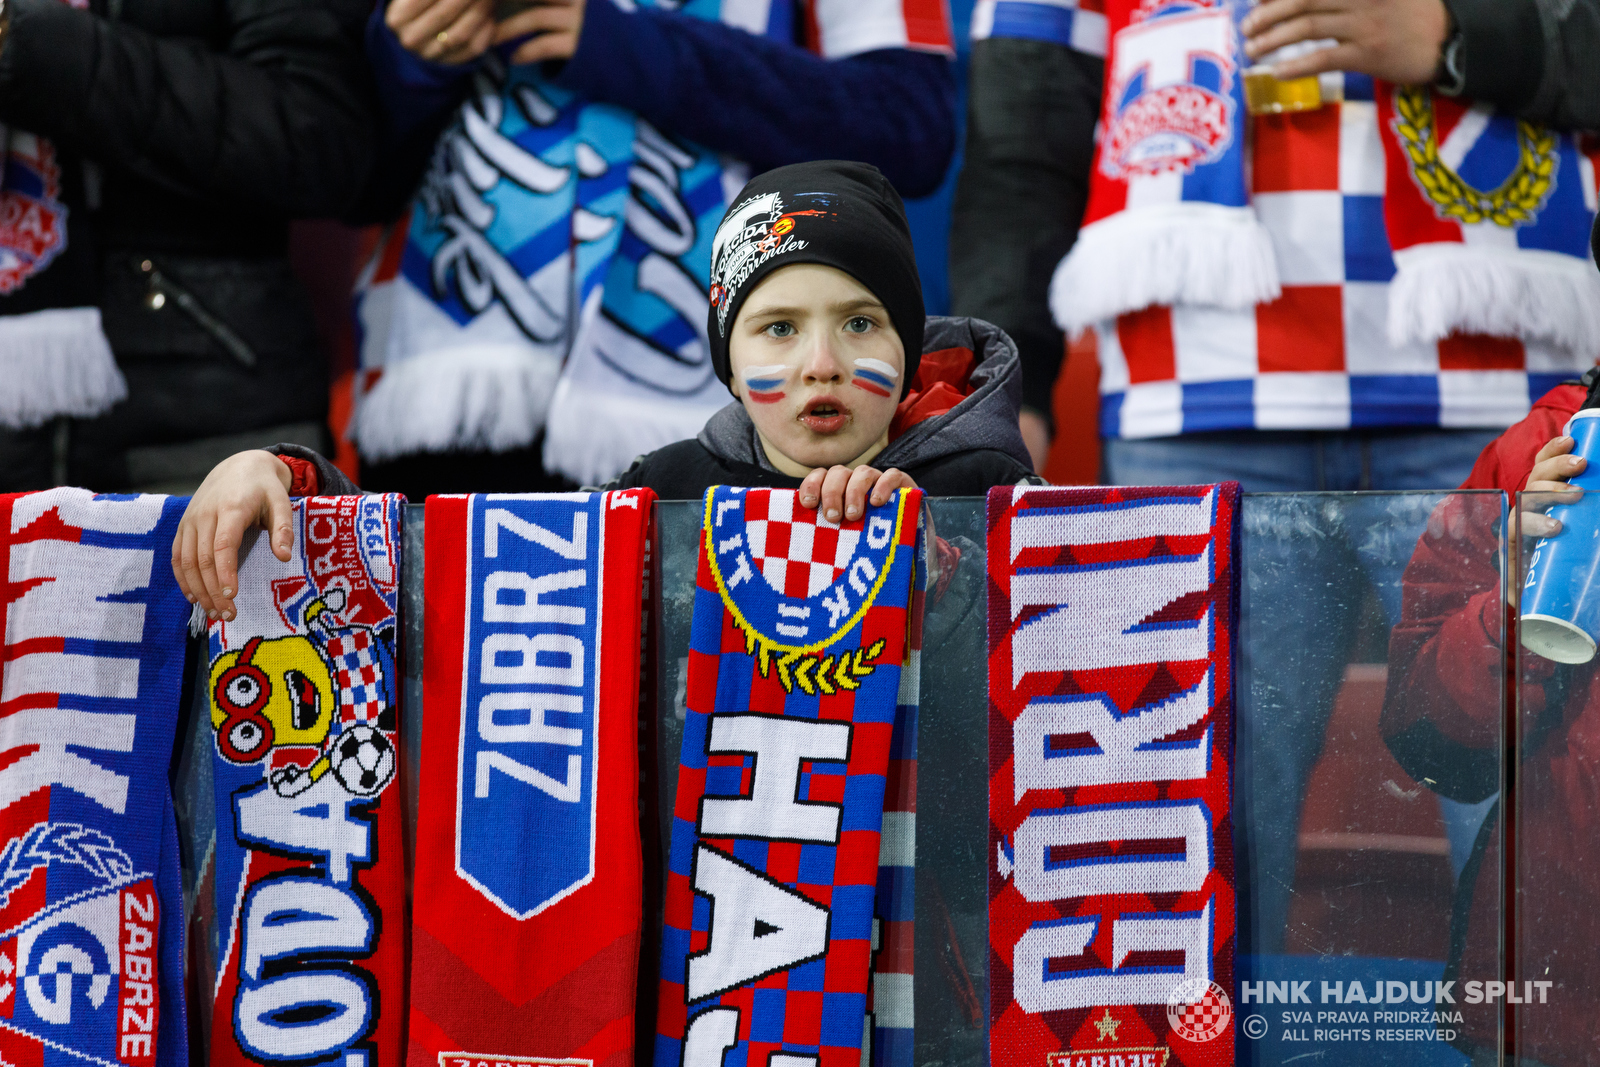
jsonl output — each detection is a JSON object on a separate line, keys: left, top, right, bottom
{"left": 208, "top": 589, "right": 398, "bottom": 799}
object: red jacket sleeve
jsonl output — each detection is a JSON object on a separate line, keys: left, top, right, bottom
{"left": 278, "top": 455, "right": 320, "bottom": 497}
{"left": 1380, "top": 385, "right": 1582, "bottom": 798}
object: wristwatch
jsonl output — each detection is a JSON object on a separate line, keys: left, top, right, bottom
{"left": 1435, "top": 18, "right": 1466, "bottom": 96}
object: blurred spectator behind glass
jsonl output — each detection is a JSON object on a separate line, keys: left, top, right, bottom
{"left": 949, "top": 0, "right": 1600, "bottom": 958}
{"left": 346, "top": 0, "right": 956, "bottom": 497}
{"left": 0, "top": 0, "right": 377, "bottom": 492}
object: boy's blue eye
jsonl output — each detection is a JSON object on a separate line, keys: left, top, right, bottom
{"left": 845, "top": 316, "right": 874, "bottom": 333}
{"left": 766, "top": 322, "right": 796, "bottom": 338}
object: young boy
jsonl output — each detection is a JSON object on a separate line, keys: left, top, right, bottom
{"left": 174, "top": 160, "right": 1039, "bottom": 620}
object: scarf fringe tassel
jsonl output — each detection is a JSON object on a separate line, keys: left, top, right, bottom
{"left": 1388, "top": 244, "right": 1600, "bottom": 354}
{"left": 544, "top": 376, "right": 722, "bottom": 487}
{"left": 353, "top": 345, "right": 562, "bottom": 462}
{"left": 0, "top": 308, "right": 127, "bottom": 428}
{"left": 1049, "top": 203, "right": 1281, "bottom": 334}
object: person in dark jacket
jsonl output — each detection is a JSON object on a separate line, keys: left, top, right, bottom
{"left": 950, "top": 0, "right": 1600, "bottom": 468}
{"left": 171, "top": 161, "right": 1039, "bottom": 621}
{"left": 342, "top": 0, "right": 960, "bottom": 498}
{"left": 0, "top": 0, "right": 377, "bottom": 492}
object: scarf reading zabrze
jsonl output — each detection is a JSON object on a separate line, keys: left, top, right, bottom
{"left": 987, "top": 484, "right": 1238, "bottom": 1067}
{"left": 656, "top": 487, "right": 923, "bottom": 1067}
{"left": 205, "top": 496, "right": 405, "bottom": 1067}
{"left": 410, "top": 489, "right": 653, "bottom": 1067}
{"left": 0, "top": 490, "right": 191, "bottom": 1067}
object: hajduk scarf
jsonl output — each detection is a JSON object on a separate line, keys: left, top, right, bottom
{"left": 411, "top": 489, "right": 654, "bottom": 1067}
{"left": 0, "top": 0, "right": 126, "bottom": 431}
{"left": 1048, "top": 0, "right": 1278, "bottom": 335}
{"left": 205, "top": 496, "right": 405, "bottom": 1067}
{"left": 656, "top": 486, "right": 922, "bottom": 1067}
{"left": 987, "top": 484, "right": 1239, "bottom": 1067}
{"left": 1378, "top": 85, "right": 1600, "bottom": 354}
{"left": 355, "top": 24, "right": 737, "bottom": 484}
{"left": 0, "top": 489, "right": 189, "bottom": 1067}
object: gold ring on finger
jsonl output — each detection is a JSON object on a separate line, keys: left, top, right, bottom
{"left": 436, "top": 29, "right": 450, "bottom": 44}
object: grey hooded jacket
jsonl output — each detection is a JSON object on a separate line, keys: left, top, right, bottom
{"left": 606, "top": 315, "right": 1042, "bottom": 499}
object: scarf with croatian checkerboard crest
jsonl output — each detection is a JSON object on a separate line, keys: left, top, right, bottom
{"left": 656, "top": 486, "right": 924, "bottom": 1067}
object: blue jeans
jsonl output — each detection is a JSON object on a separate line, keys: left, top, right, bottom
{"left": 1104, "top": 428, "right": 1502, "bottom": 955}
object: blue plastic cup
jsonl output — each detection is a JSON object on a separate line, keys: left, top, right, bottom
{"left": 1521, "top": 408, "right": 1600, "bottom": 663}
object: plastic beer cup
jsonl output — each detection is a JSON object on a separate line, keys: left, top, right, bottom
{"left": 1521, "top": 407, "right": 1600, "bottom": 663}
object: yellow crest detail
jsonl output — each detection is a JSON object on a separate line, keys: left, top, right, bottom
{"left": 1392, "top": 86, "right": 1557, "bottom": 228}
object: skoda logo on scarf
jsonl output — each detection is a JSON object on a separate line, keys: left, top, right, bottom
{"left": 0, "top": 135, "right": 70, "bottom": 294}
{"left": 704, "top": 486, "right": 906, "bottom": 693}
{"left": 1100, "top": 0, "right": 1238, "bottom": 180}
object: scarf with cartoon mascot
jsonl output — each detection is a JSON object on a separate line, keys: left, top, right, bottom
{"left": 0, "top": 489, "right": 191, "bottom": 1067}
{"left": 204, "top": 495, "right": 405, "bottom": 1067}
{"left": 656, "top": 486, "right": 923, "bottom": 1067}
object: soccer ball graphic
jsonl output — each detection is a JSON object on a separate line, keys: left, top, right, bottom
{"left": 329, "top": 725, "right": 395, "bottom": 796}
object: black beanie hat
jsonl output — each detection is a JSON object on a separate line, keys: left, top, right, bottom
{"left": 707, "top": 160, "right": 925, "bottom": 395}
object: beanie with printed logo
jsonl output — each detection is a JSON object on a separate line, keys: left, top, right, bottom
{"left": 707, "top": 160, "right": 925, "bottom": 394}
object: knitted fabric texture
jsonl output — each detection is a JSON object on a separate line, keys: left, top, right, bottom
{"left": 1375, "top": 85, "right": 1600, "bottom": 354}
{"left": 987, "top": 484, "right": 1239, "bottom": 1067}
{"left": 656, "top": 486, "right": 922, "bottom": 1067}
{"left": 0, "top": 489, "right": 191, "bottom": 1067}
{"left": 1048, "top": 0, "right": 1279, "bottom": 333}
{"left": 411, "top": 490, "right": 654, "bottom": 1067}
{"left": 205, "top": 496, "right": 405, "bottom": 1067}
{"left": 868, "top": 527, "right": 923, "bottom": 1067}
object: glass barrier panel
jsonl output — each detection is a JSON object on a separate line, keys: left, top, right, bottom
{"left": 1512, "top": 491, "right": 1595, "bottom": 1067}
{"left": 172, "top": 491, "right": 1510, "bottom": 1067}
{"left": 1236, "top": 491, "right": 1505, "bottom": 1067}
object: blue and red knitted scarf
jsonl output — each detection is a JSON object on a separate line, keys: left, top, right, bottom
{"left": 0, "top": 490, "right": 191, "bottom": 1067}
{"left": 987, "top": 484, "right": 1239, "bottom": 1067}
{"left": 410, "top": 489, "right": 655, "bottom": 1067}
{"left": 657, "top": 486, "right": 923, "bottom": 1067}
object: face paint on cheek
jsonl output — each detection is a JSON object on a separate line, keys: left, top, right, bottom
{"left": 741, "top": 364, "right": 790, "bottom": 404}
{"left": 851, "top": 357, "right": 899, "bottom": 398}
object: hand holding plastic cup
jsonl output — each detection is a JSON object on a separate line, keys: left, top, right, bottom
{"left": 1521, "top": 409, "right": 1600, "bottom": 663}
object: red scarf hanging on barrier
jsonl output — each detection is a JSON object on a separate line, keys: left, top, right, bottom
{"left": 656, "top": 486, "right": 923, "bottom": 1067}
{"left": 986, "top": 484, "right": 1239, "bottom": 1067}
{"left": 411, "top": 490, "right": 653, "bottom": 1067}
{"left": 207, "top": 495, "right": 407, "bottom": 1067}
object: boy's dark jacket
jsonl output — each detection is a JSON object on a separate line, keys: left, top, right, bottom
{"left": 277, "top": 316, "right": 1040, "bottom": 499}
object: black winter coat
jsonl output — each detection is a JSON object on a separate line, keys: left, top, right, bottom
{"left": 0, "top": 0, "right": 378, "bottom": 487}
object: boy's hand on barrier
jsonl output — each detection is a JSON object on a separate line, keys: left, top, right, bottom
{"left": 1522, "top": 435, "right": 1585, "bottom": 538}
{"left": 799, "top": 465, "right": 917, "bottom": 525}
{"left": 493, "top": 0, "right": 585, "bottom": 64}
{"left": 173, "top": 451, "right": 295, "bottom": 622}
{"left": 388, "top": 0, "right": 496, "bottom": 64}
